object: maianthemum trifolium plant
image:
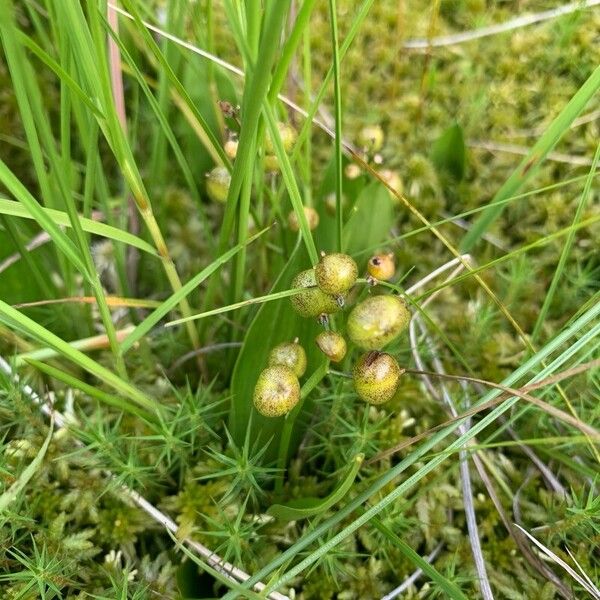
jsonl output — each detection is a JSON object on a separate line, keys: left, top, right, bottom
{"left": 1, "top": 0, "right": 600, "bottom": 598}
{"left": 252, "top": 251, "right": 411, "bottom": 419}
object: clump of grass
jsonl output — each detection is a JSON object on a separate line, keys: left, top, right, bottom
{"left": 1, "top": 1, "right": 600, "bottom": 598}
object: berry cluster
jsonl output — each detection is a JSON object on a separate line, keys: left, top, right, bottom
{"left": 253, "top": 251, "right": 411, "bottom": 416}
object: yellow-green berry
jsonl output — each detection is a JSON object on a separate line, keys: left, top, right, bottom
{"left": 264, "top": 154, "right": 280, "bottom": 172}
{"left": 367, "top": 253, "right": 396, "bottom": 281}
{"left": 253, "top": 365, "right": 300, "bottom": 417}
{"left": 268, "top": 340, "right": 307, "bottom": 377}
{"left": 265, "top": 122, "right": 297, "bottom": 154}
{"left": 206, "top": 166, "right": 230, "bottom": 203}
{"left": 290, "top": 269, "right": 342, "bottom": 318}
{"left": 315, "top": 252, "right": 358, "bottom": 296}
{"left": 315, "top": 331, "right": 347, "bottom": 363}
{"left": 353, "top": 351, "right": 403, "bottom": 404}
{"left": 347, "top": 295, "right": 410, "bottom": 350}
{"left": 288, "top": 207, "right": 320, "bottom": 232}
{"left": 378, "top": 169, "right": 403, "bottom": 203}
{"left": 358, "top": 124, "right": 384, "bottom": 153}
{"left": 345, "top": 163, "right": 362, "bottom": 179}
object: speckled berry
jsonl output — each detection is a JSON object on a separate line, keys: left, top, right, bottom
{"left": 353, "top": 351, "right": 403, "bottom": 404}
{"left": 315, "top": 253, "right": 358, "bottom": 296}
{"left": 347, "top": 295, "right": 410, "bottom": 350}
{"left": 315, "top": 331, "right": 347, "bottom": 363}
{"left": 288, "top": 207, "right": 320, "bottom": 232}
{"left": 265, "top": 122, "right": 297, "bottom": 154}
{"left": 290, "top": 269, "right": 342, "bottom": 318}
{"left": 358, "top": 124, "right": 384, "bottom": 153}
{"left": 367, "top": 253, "right": 396, "bottom": 281}
{"left": 206, "top": 166, "right": 230, "bottom": 203}
{"left": 253, "top": 365, "right": 300, "bottom": 417}
{"left": 268, "top": 340, "right": 307, "bottom": 377}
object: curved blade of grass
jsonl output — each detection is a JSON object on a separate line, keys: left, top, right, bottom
{"left": 268, "top": 453, "right": 364, "bottom": 521}
{"left": 461, "top": 64, "right": 600, "bottom": 251}
{"left": 0, "top": 198, "right": 158, "bottom": 256}
{"left": 0, "top": 160, "right": 88, "bottom": 278}
{"left": 119, "top": 0, "right": 228, "bottom": 167}
{"left": 531, "top": 140, "right": 600, "bottom": 341}
{"left": 0, "top": 420, "right": 53, "bottom": 513}
{"left": 14, "top": 296, "right": 161, "bottom": 310}
{"left": 263, "top": 103, "right": 319, "bottom": 265}
{"left": 25, "top": 359, "right": 155, "bottom": 426}
{"left": 371, "top": 518, "right": 468, "bottom": 600}
{"left": 13, "top": 326, "right": 134, "bottom": 366}
{"left": 121, "top": 226, "right": 271, "bottom": 352}
{"left": 0, "top": 300, "right": 160, "bottom": 417}
{"left": 328, "top": 0, "right": 343, "bottom": 251}
{"left": 165, "top": 288, "right": 302, "bottom": 327}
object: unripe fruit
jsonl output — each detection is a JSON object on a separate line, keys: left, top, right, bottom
{"left": 347, "top": 295, "right": 410, "bottom": 350}
{"left": 353, "top": 351, "right": 403, "bottom": 404}
{"left": 206, "top": 166, "right": 231, "bottom": 203}
{"left": 345, "top": 163, "right": 362, "bottom": 180}
{"left": 264, "top": 155, "right": 280, "bottom": 172}
{"left": 253, "top": 365, "right": 300, "bottom": 417}
{"left": 288, "top": 207, "right": 320, "bottom": 232}
{"left": 290, "top": 269, "right": 342, "bottom": 318}
{"left": 358, "top": 124, "right": 384, "bottom": 153}
{"left": 265, "top": 122, "right": 297, "bottom": 154}
{"left": 224, "top": 138, "right": 238, "bottom": 159}
{"left": 378, "top": 169, "right": 403, "bottom": 203}
{"left": 367, "top": 253, "right": 396, "bottom": 281}
{"left": 315, "top": 253, "right": 358, "bottom": 296}
{"left": 315, "top": 331, "right": 347, "bottom": 363}
{"left": 268, "top": 340, "right": 307, "bottom": 377}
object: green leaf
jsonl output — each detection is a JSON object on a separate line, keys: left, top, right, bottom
{"left": 268, "top": 453, "right": 364, "bottom": 521}
{"left": 0, "top": 198, "right": 158, "bottom": 257}
{"left": 431, "top": 123, "right": 466, "bottom": 181}
{"left": 228, "top": 241, "right": 326, "bottom": 455}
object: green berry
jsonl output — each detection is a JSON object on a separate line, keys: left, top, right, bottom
{"left": 265, "top": 122, "right": 297, "bottom": 154}
{"left": 290, "top": 269, "right": 342, "bottom": 318}
{"left": 315, "top": 331, "right": 347, "bottom": 363}
{"left": 353, "top": 351, "right": 403, "bottom": 404}
{"left": 347, "top": 295, "right": 410, "bottom": 350}
{"left": 358, "top": 124, "right": 384, "bottom": 153}
{"left": 315, "top": 252, "right": 358, "bottom": 296}
{"left": 264, "top": 154, "right": 280, "bottom": 172}
{"left": 253, "top": 365, "right": 300, "bottom": 417}
{"left": 288, "top": 207, "right": 320, "bottom": 232}
{"left": 268, "top": 340, "right": 307, "bottom": 377}
{"left": 206, "top": 166, "right": 230, "bottom": 203}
